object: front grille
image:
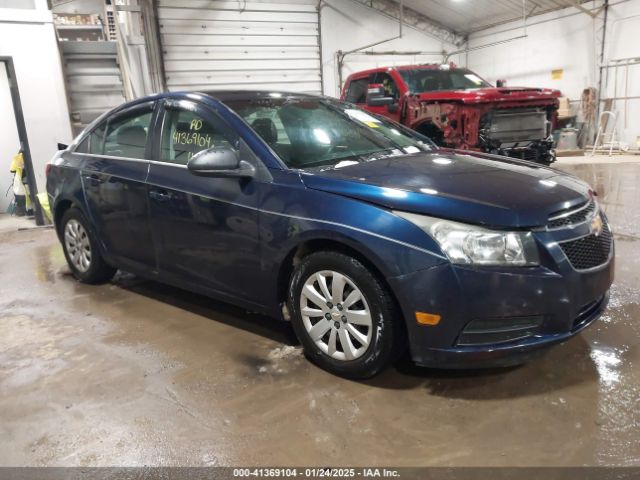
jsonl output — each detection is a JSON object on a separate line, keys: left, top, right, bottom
{"left": 559, "top": 219, "right": 612, "bottom": 270}
{"left": 486, "top": 110, "right": 547, "bottom": 142}
{"left": 504, "top": 148, "right": 541, "bottom": 162}
{"left": 548, "top": 200, "right": 597, "bottom": 229}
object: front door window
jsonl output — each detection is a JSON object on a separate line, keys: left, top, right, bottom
{"left": 160, "top": 108, "right": 236, "bottom": 165}
{"left": 345, "top": 78, "right": 369, "bottom": 104}
{"left": 372, "top": 72, "right": 400, "bottom": 100}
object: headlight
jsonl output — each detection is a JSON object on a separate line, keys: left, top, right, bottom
{"left": 395, "top": 211, "right": 539, "bottom": 266}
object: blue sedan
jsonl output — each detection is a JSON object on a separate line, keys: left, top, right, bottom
{"left": 47, "top": 91, "right": 614, "bottom": 378}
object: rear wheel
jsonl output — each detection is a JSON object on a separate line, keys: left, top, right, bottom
{"left": 60, "top": 207, "right": 116, "bottom": 284}
{"left": 288, "top": 251, "right": 405, "bottom": 379}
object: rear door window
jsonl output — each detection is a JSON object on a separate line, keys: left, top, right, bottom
{"left": 102, "top": 104, "right": 154, "bottom": 159}
{"left": 74, "top": 122, "right": 107, "bottom": 154}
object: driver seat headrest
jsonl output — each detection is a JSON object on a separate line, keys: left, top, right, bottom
{"left": 251, "top": 118, "right": 278, "bottom": 145}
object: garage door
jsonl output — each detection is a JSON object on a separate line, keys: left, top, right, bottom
{"left": 60, "top": 41, "right": 126, "bottom": 136}
{"left": 157, "top": 0, "right": 322, "bottom": 93}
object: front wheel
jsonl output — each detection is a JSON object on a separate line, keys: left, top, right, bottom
{"left": 288, "top": 251, "right": 405, "bottom": 379}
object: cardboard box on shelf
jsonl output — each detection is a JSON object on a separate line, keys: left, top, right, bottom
{"left": 558, "top": 96, "right": 572, "bottom": 119}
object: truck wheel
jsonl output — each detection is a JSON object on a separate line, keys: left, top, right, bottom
{"left": 288, "top": 251, "right": 405, "bottom": 379}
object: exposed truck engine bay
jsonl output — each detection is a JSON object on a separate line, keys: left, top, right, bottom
{"left": 479, "top": 107, "right": 556, "bottom": 163}
{"left": 406, "top": 96, "right": 558, "bottom": 164}
{"left": 341, "top": 65, "right": 561, "bottom": 165}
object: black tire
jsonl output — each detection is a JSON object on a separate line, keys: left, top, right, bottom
{"left": 288, "top": 251, "right": 405, "bottom": 379}
{"left": 59, "top": 207, "right": 116, "bottom": 284}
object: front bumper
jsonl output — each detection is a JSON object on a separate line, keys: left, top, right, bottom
{"left": 388, "top": 246, "right": 614, "bottom": 369}
{"left": 485, "top": 140, "right": 556, "bottom": 165}
{"left": 410, "top": 291, "right": 608, "bottom": 368}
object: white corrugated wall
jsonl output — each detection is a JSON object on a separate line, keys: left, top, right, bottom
{"left": 59, "top": 41, "right": 126, "bottom": 135}
{"left": 157, "top": 0, "right": 322, "bottom": 93}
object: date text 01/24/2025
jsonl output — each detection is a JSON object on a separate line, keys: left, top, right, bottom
{"left": 232, "top": 468, "right": 400, "bottom": 478}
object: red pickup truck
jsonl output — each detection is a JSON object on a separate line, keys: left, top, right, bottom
{"left": 340, "top": 63, "right": 561, "bottom": 164}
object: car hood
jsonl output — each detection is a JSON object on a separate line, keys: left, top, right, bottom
{"left": 300, "top": 151, "right": 592, "bottom": 228}
{"left": 413, "top": 87, "right": 561, "bottom": 105}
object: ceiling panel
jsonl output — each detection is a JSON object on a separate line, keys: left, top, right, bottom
{"left": 395, "top": 0, "right": 595, "bottom": 34}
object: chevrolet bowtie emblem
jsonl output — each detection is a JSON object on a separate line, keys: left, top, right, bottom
{"left": 591, "top": 215, "right": 604, "bottom": 236}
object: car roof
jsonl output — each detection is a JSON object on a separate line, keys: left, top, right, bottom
{"left": 200, "top": 90, "right": 321, "bottom": 102}
{"left": 106, "top": 90, "right": 326, "bottom": 119}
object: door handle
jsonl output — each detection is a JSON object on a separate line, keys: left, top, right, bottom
{"left": 83, "top": 173, "right": 105, "bottom": 185}
{"left": 149, "top": 189, "right": 173, "bottom": 202}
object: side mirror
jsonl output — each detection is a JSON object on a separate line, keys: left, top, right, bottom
{"left": 368, "top": 96, "right": 396, "bottom": 107}
{"left": 496, "top": 79, "right": 507, "bottom": 88}
{"left": 187, "top": 146, "right": 255, "bottom": 178}
{"left": 387, "top": 103, "right": 399, "bottom": 114}
{"left": 366, "top": 84, "right": 395, "bottom": 107}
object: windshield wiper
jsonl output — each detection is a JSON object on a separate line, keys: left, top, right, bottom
{"left": 354, "top": 148, "right": 400, "bottom": 162}
{"left": 296, "top": 155, "right": 363, "bottom": 169}
{"left": 297, "top": 148, "right": 398, "bottom": 170}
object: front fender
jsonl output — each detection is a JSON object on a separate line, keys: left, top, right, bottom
{"left": 271, "top": 226, "right": 400, "bottom": 280}
{"left": 257, "top": 176, "right": 448, "bottom": 313}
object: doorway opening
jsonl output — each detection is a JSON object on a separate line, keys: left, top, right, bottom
{"left": 0, "top": 56, "right": 44, "bottom": 225}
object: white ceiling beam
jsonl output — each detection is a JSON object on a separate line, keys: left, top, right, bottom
{"left": 350, "top": 0, "right": 467, "bottom": 46}
{"left": 570, "top": 0, "right": 606, "bottom": 18}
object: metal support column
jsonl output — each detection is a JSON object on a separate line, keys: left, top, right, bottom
{"left": 140, "top": 0, "right": 167, "bottom": 92}
{"left": 0, "top": 57, "right": 44, "bottom": 226}
{"left": 596, "top": 0, "right": 610, "bottom": 120}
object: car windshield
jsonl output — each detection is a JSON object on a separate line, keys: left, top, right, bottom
{"left": 223, "top": 96, "right": 434, "bottom": 169}
{"left": 399, "top": 67, "right": 492, "bottom": 93}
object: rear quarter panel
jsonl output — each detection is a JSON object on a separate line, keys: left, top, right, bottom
{"left": 47, "top": 151, "right": 89, "bottom": 236}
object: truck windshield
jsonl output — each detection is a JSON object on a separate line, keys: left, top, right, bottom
{"left": 399, "top": 68, "right": 492, "bottom": 93}
{"left": 225, "top": 96, "right": 434, "bottom": 169}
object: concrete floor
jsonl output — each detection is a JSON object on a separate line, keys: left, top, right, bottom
{"left": 556, "top": 152, "right": 640, "bottom": 165}
{"left": 1, "top": 160, "right": 639, "bottom": 467}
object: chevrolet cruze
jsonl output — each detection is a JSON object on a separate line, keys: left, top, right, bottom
{"left": 47, "top": 91, "right": 614, "bottom": 378}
